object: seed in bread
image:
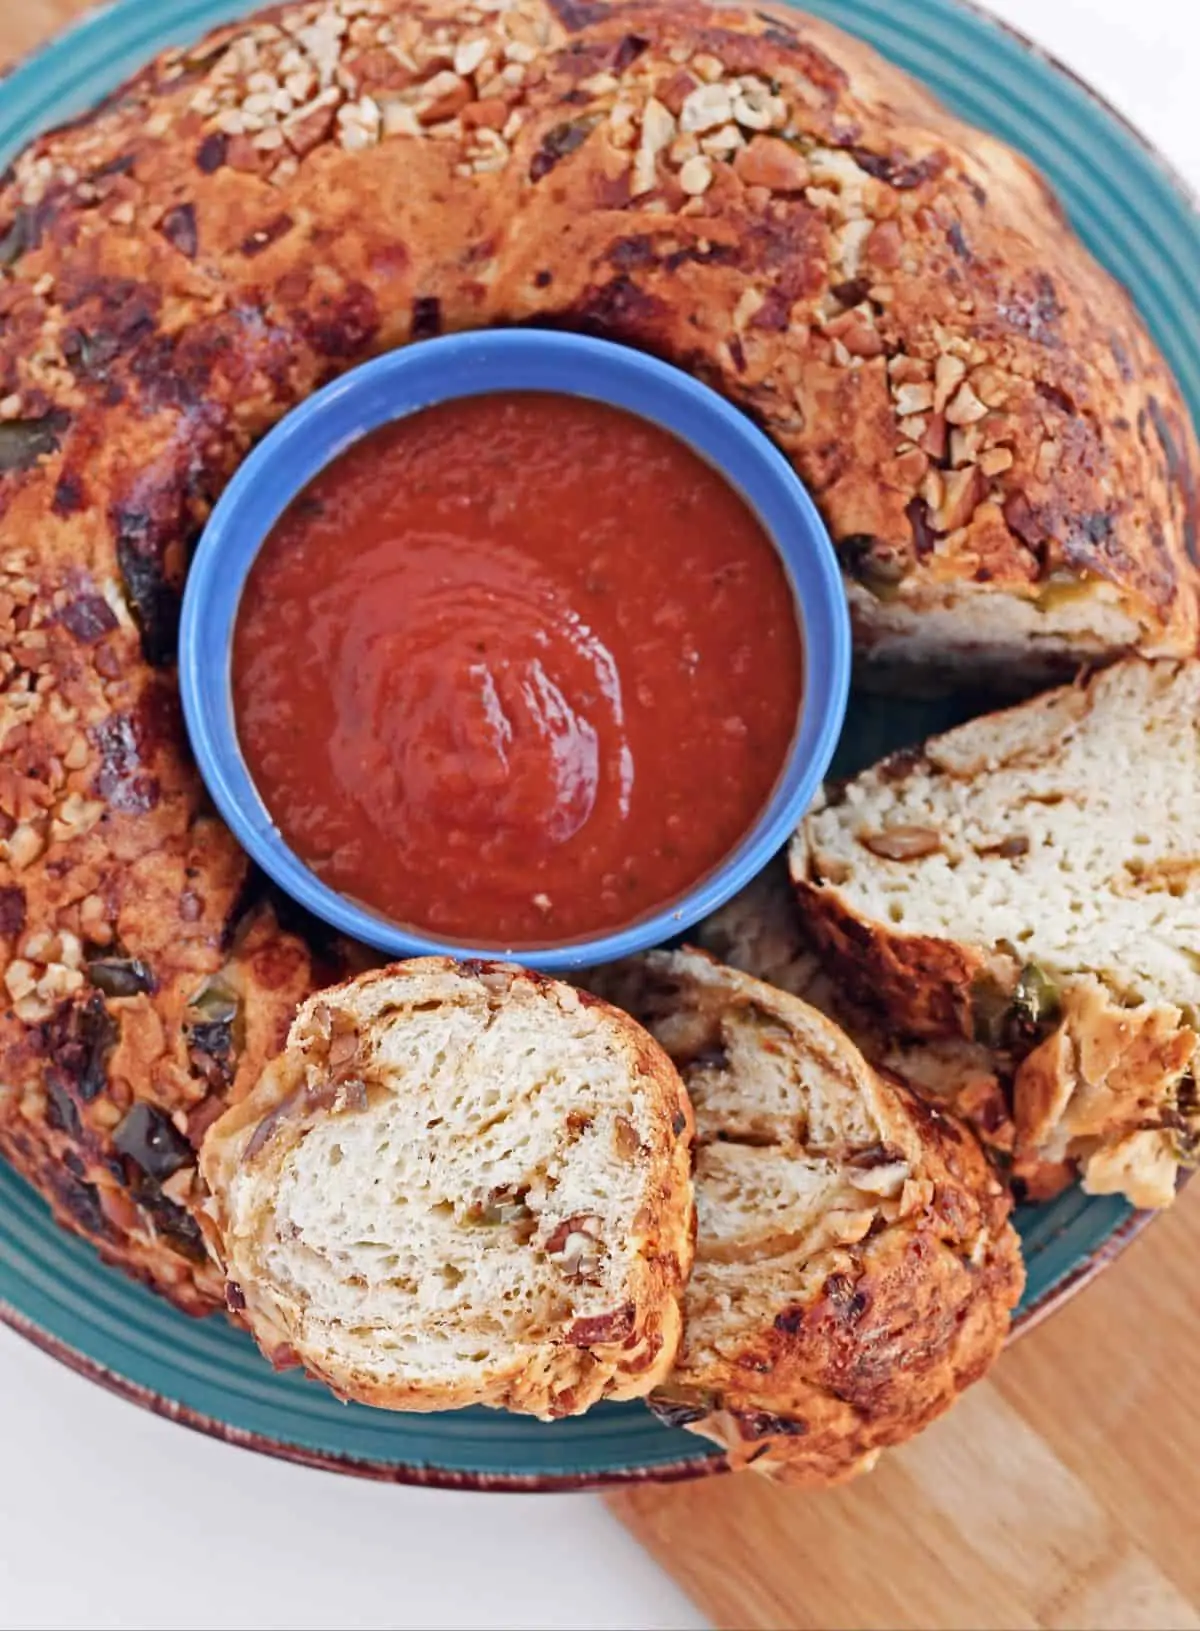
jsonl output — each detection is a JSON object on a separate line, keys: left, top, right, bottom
{"left": 199, "top": 958, "right": 695, "bottom": 1420}
{"left": 792, "top": 659, "right": 1200, "bottom": 1208}
{"left": 588, "top": 949, "right": 1022, "bottom": 1484}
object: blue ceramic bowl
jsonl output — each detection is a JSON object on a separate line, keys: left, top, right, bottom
{"left": 180, "top": 329, "right": 850, "bottom": 971}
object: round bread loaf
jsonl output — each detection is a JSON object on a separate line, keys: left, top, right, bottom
{"left": 588, "top": 948, "right": 1023, "bottom": 1484}
{"left": 200, "top": 958, "right": 695, "bottom": 1417}
{"left": 0, "top": 0, "right": 1196, "bottom": 1311}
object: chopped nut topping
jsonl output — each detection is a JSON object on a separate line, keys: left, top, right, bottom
{"left": 932, "top": 352, "right": 967, "bottom": 413}
{"left": 631, "top": 96, "right": 676, "bottom": 195}
{"left": 979, "top": 446, "right": 1014, "bottom": 477}
{"left": 935, "top": 464, "right": 985, "bottom": 532}
{"left": 691, "top": 52, "right": 725, "bottom": 83}
{"left": 733, "top": 134, "right": 807, "bottom": 191}
{"left": 894, "top": 381, "right": 934, "bottom": 417}
{"left": 945, "top": 381, "right": 988, "bottom": 425}
{"left": 453, "top": 37, "right": 491, "bottom": 77}
{"left": 699, "top": 123, "right": 743, "bottom": 158}
{"left": 679, "top": 153, "right": 714, "bottom": 196}
{"left": 679, "top": 82, "right": 734, "bottom": 134}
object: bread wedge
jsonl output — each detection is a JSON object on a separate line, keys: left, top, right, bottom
{"left": 200, "top": 958, "right": 694, "bottom": 1420}
{"left": 694, "top": 860, "right": 1057, "bottom": 1186}
{"left": 792, "top": 659, "right": 1200, "bottom": 1208}
{"left": 588, "top": 949, "right": 1022, "bottom": 1484}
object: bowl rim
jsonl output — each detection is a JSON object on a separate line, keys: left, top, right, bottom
{"left": 180, "top": 328, "right": 851, "bottom": 971}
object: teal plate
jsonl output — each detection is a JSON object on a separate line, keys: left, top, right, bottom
{"left": 0, "top": 0, "right": 1196, "bottom": 1490}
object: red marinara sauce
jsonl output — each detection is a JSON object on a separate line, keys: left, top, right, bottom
{"left": 232, "top": 392, "right": 804, "bottom": 947}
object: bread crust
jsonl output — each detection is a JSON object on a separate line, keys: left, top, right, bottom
{"left": 1, "top": 0, "right": 1196, "bottom": 1307}
{"left": 590, "top": 948, "right": 1022, "bottom": 1484}
{"left": 200, "top": 957, "right": 695, "bottom": 1419}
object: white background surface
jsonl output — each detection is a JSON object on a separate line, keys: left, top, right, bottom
{"left": 2, "top": 3, "right": 1197, "bottom": 1628}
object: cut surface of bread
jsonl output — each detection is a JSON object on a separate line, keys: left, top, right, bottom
{"left": 792, "top": 659, "right": 1200, "bottom": 1207}
{"left": 587, "top": 949, "right": 1022, "bottom": 1484}
{"left": 200, "top": 959, "right": 694, "bottom": 1419}
{"left": 693, "top": 860, "right": 1059, "bottom": 1189}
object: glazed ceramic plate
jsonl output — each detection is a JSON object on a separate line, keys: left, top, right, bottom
{"left": 0, "top": 0, "right": 1196, "bottom": 1491}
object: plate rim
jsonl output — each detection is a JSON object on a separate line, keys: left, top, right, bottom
{"left": 0, "top": 1204, "right": 1157, "bottom": 1489}
{"left": 0, "top": 0, "right": 1193, "bottom": 1490}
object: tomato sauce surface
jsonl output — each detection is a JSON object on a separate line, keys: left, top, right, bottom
{"left": 233, "top": 392, "right": 804, "bottom": 947}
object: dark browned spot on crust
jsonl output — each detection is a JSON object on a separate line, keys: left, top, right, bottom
{"left": 734, "top": 1409, "right": 808, "bottom": 1438}
{"left": 158, "top": 202, "right": 198, "bottom": 259}
{"left": 58, "top": 1175, "right": 112, "bottom": 1240}
{"left": 607, "top": 234, "right": 656, "bottom": 272}
{"left": 567, "top": 275, "right": 668, "bottom": 338}
{"left": 529, "top": 118, "right": 596, "bottom": 181}
{"left": 92, "top": 712, "right": 160, "bottom": 813}
{"left": 999, "top": 271, "right": 1064, "bottom": 347}
{"left": 226, "top": 1280, "right": 247, "bottom": 1311}
{"left": 128, "top": 1170, "right": 207, "bottom": 1259}
{"left": 823, "top": 1270, "right": 871, "bottom": 1322}
{"left": 112, "top": 505, "right": 181, "bottom": 665}
{"left": 831, "top": 276, "right": 871, "bottom": 308}
{"left": 612, "top": 33, "right": 650, "bottom": 70}
{"left": 0, "top": 886, "right": 26, "bottom": 937}
{"left": 1109, "top": 332, "right": 1135, "bottom": 382}
{"left": 545, "top": 0, "right": 610, "bottom": 29}
{"left": 0, "top": 204, "right": 40, "bottom": 267}
{"left": 296, "top": 280, "right": 379, "bottom": 358}
{"left": 946, "top": 221, "right": 971, "bottom": 261}
{"left": 41, "top": 994, "right": 117, "bottom": 1105}
{"left": 241, "top": 213, "right": 293, "bottom": 257}
{"left": 52, "top": 470, "right": 86, "bottom": 515}
{"left": 1036, "top": 379, "right": 1075, "bottom": 416}
{"left": 906, "top": 496, "right": 937, "bottom": 558}
{"left": 196, "top": 131, "right": 228, "bottom": 173}
{"left": 410, "top": 295, "right": 442, "bottom": 340}
{"left": 845, "top": 146, "right": 947, "bottom": 190}
{"left": 59, "top": 593, "right": 118, "bottom": 643}
{"left": 46, "top": 1077, "right": 83, "bottom": 1140}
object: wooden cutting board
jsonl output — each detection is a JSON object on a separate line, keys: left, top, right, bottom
{"left": 610, "top": 1189, "right": 1200, "bottom": 1629}
{"left": 7, "top": 6, "right": 1198, "bottom": 1627}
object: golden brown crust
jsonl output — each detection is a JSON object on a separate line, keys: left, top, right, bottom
{"left": 1, "top": 0, "right": 1196, "bottom": 1308}
{"left": 595, "top": 949, "right": 1022, "bottom": 1484}
{"left": 791, "top": 869, "right": 986, "bottom": 1040}
{"left": 200, "top": 958, "right": 695, "bottom": 1418}
{"left": 1014, "top": 982, "right": 1196, "bottom": 1208}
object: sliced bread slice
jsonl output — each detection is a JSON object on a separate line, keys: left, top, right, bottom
{"left": 200, "top": 958, "right": 694, "bottom": 1420}
{"left": 791, "top": 659, "right": 1200, "bottom": 1207}
{"left": 694, "top": 860, "right": 1049, "bottom": 1188}
{"left": 588, "top": 949, "right": 1022, "bottom": 1484}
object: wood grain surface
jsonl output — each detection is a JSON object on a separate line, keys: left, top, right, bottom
{"left": 6, "top": 5, "right": 1198, "bottom": 1628}
{"left": 611, "top": 1191, "right": 1200, "bottom": 1629}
